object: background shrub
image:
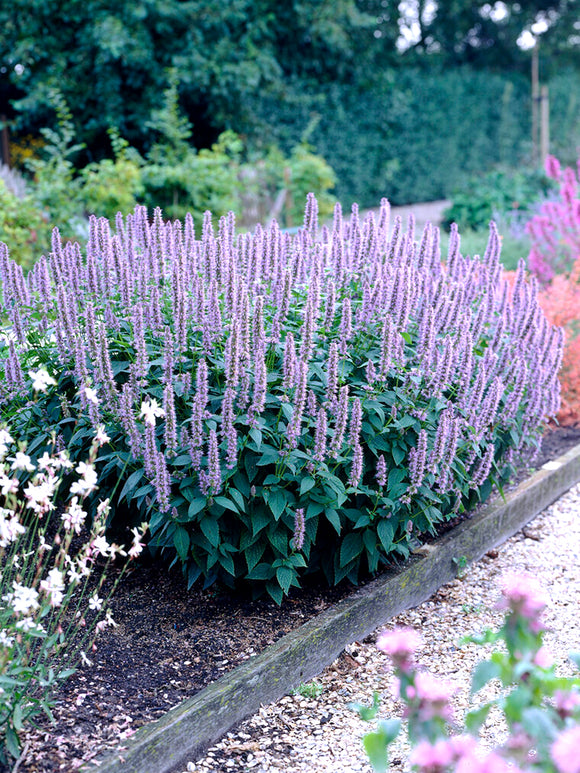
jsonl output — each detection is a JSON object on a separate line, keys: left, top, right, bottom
{"left": 0, "top": 199, "right": 562, "bottom": 602}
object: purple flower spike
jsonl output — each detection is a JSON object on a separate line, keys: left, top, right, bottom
{"left": 292, "top": 508, "right": 305, "bottom": 551}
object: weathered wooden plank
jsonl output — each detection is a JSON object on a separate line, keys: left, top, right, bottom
{"left": 91, "top": 443, "right": 580, "bottom": 773}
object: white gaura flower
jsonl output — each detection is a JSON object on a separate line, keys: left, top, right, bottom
{"left": 0, "top": 428, "right": 14, "bottom": 460}
{"left": 139, "top": 398, "right": 165, "bottom": 426}
{"left": 0, "top": 509, "right": 26, "bottom": 547}
{"left": 61, "top": 497, "right": 87, "bottom": 534}
{"left": 37, "top": 452, "right": 56, "bottom": 471}
{"left": 84, "top": 386, "right": 99, "bottom": 405}
{"left": 8, "top": 583, "right": 40, "bottom": 615}
{"left": 80, "top": 651, "right": 93, "bottom": 667}
{"left": 24, "top": 478, "right": 57, "bottom": 514}
{"left": 88, "top": 594, "right": 103, "bottom": 612}
{"left": 91, "top": 535, "right": 112, "bottom": 558}
{"left": 0, "top": 473, "right": 18, "bottom": 496}
{"left": 10, "top": 452, "right": 35, "bottom": 472}
{"left": 70, "top": 462, "right": 98, "bottom": 497}
{"left": 15, "top": 617, "right": 44, "bottom": 633}
{"left": 94, "top": 425, "right": 110, "bottom": 446}
{"left": 0, "top": 630, "right": 14, "bottom": 647}
{"left": 39, "top": 568, "right": 65, "bottom": 607}
{"left": 29, "top": 368, "right": 56, "bottom": 392}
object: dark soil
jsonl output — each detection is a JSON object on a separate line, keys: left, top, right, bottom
{"left": 16, "top": 425, "right": 580, "bottom": 773}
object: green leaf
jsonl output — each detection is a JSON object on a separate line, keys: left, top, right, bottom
{"left": 521, "top": 707, "right": 557, "bottom": 744}
{"left": 267, "top": 489, "right": 287, "bottom": 520}
{"left": 188, "top": 498, "right": 207, "bottom": 518}
{"left": 173, "top": 526, "right": 190, "bottom": 561}
{"left": 247, "top": 562, "right": 274, "bottom": 581}
{"left": 266, "top": 582, "right": 284, "bottom": 605}
{"left": 300, "top": 476, "right": 316, "bottom": 496}
{"left": 5, "top": 725, "right": 21, "bottom": 759}
{"left": 200, "top": 517, "right": 220, "bottom": 547}
{"left": 388, "top": 468, "right": 406, "bottom": 487}
{"left": 324, "top": 508, "right": 342, "bottom": 534}
{"left": 391, "top": 445, "right": 406, "bottom": 466}
{"left": 214, "top": 495, "right": 239, "bottom": 514}
{"left": 257, "top": 446, "right": 281, "bottom": 466}
{"left": 118, "top": 468, "right": 145, "bottom": 502}
{"left": 340, "top": 532, "right": 363, "bottom": 566}
{"left": 276, "top": 565, "right": 294, "bottom": 594}
{"left": 229, "top": 488, "right": 246, "bottom": 512}
{"left": 251, "top": 509, "right": 270, "bottom": 536}
{"left": 245, "top": 540, "right": 265, "bottom": 573}
{"left": 569, "top": 651, "right": 580, "bottom": 671}
{"left": 249, "top": 427, "right": 263, "bottom": 450}
{"left": 465, "top": 703, "right": 493, "bottom": 734}
{"left": 11, "top": 702, "right": 23, "bottom": 732}
{"left": 363, "top": 730, "right": 389, "bottom": 772}
{"left": 471, "top": 659, "right": 501, "bottom": 695}
{"left": 218, "top": 550, "right": 235, "bottom": 576}
{"left": 377, "top": 519, "right": 394, "bottom": 552}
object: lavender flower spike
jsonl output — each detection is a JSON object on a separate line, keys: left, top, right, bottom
{"left": 292, "top": 508, "right": 306, "bottom": 551}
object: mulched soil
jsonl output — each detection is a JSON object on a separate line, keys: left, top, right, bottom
{"left": 13, "top": 424, "right": 580, "bottom": 773}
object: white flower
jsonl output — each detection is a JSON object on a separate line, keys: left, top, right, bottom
{"left": 80, "top": 651, "right": 93, "bottom": 666}
{"left": 15, "top": 617, "right": 44, "bottom": 633}
{"left": 37, "top": 452, "right": 56, "bottom": 471}
{"left": 94, "top": 425, "right": 110, "bottom": 446}
{"left": 96, "top": 498, "right": 111, "bottom": 518}
{"left": 0, "top": 473, "right": 18, "bottom": 496}
{"left": 70, "top": 462, "right": 98, "bottom": 497}
{"left": 10, "top": 452, "right": 35, "bottom": 472}
{"left": 40, "top": 568, "right": 65, "bottom": 607}
{"left": 88, "top": 594, "right": 103, "bottom": 611}
{"left": 56, "top": 451, "right": 74, "bottom": 470}
{"left": 128, "top": 527, "right": 145, "bottom": 558}
{"left": 9, "top": 583, "right": 40, "bottom": 615}
{"left": 92, "top": 535, "right": 112, "bottom": 558}
{"left": 29, "top": 368, "right": 56, "bottom": 392}
{"left": 84, "top": 386, "right": 99, "bottom": 405}
{"left": 0, "top": 428, "right": 14, "bottom": 460}
{"left": 139, "top": 398, "right": 165, "bottom": 426}
{"left": 24, "top": 478, "right": 57, "bottom": 514}
{"left": 61, "top": 497, "right": 87, "bottom": 534}
{"left": 0, "top": 510, "right": 26, "bottom": 547}
{"left": 0, "top": 630, "right": 14, "bottom": 647}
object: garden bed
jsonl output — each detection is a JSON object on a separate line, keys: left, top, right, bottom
{"left": 14, "top": 425, "right": 580, "bottom": 773}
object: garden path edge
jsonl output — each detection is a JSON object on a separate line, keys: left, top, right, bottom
{"left": 89, "top": 442, "right": 580, "bottom": 773}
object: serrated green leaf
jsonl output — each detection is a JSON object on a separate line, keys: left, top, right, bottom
{"left": 340, "top": 532, "right": 363, "bottom": 566}
{"left": 188, "top": 498, "right": 207, "bottom": 518}
{"left": 247, "top": 562, "right": 274, "bottom": 580}
{"left": 392, "top": 445, "right": 406, "bottom": 466}
{"left": 6, "top": 725, "right": 21, "bottom": 759}
{"left": 266, "top": 582, "right": 284, "bottom": 605}
{"left": 200, "top": 517, "right": 220, "bottom": 547}
{"left": 249, "top": 427, "right": 263, "bottom": 450}
{"left": 214, "top": 495, "right": 239, "bottom": 513}
{"left": 465, "top": 703, "right": 493, "bottom": 734}
{"left": 324, "top": 508, "right": 342, "bottom": 534}
{"left": 229, "top": 488, "right": 246, "bottom": 512}
{"left": 173, "top": 526, "right": 190, "bottom": 560}
{"left": 245, "top": 540, "right": 265, "bottom": 573}
{"left": 300, "top": 476, "right": 316, "bottom": 496}
{"left": 377, "top": 519, "right": 394, "bottom": 552}
{"left": 267, "top": 488, "right": 287, "bottom": 520}
{"left": 118, "top": 468, "right": 144, "bottom": 502}
{"left": 276, "top": 565, "right": 294, "bottom": 594}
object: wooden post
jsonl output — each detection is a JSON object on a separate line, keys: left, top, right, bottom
{"left": 540, "top": 84, "right": 550, "bottom": 168}
{"left": 0, "top": 115, "right": 9, "bottom": 167}
{"left": 531, "top": 46, "right": 539, "bottom": 167}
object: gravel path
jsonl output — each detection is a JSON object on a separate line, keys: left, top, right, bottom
{"left": 182, "top": 482, "right": 580, "bottom": 773}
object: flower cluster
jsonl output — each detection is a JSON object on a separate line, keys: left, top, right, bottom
{"left": 355, "top": 572, "right": 580, "bottom": 773}
{"left": 0, "top": 426, "right": 147, "bottom": 763}
{"left": 0, "top": 197, "right": 563, "bottom": 599}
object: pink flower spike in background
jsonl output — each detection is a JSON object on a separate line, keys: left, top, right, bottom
{"left": 498, "top": 571, "right": 548, "bottom": 621}
{"left": 552, "top": 726, "right": 580, "bottom": 773}
{"left": 376, "top": 627, "right": 422, "bottom": 673}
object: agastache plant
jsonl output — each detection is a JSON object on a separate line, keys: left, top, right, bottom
{"left": 353, "top": 572, "right": 580, "bottom": 773}
{"left": 0, "top": 196, "right": 563, "bottom": 602}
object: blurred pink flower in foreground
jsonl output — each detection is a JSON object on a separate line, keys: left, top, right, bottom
{"left": 498, "top": 571, "right": 548, "bottom": 622}
{"left": 376, "top": 627, "right": 422, "bottom": 673}
{"left": 552, "top": 726, "right": 580, "bottom": 773}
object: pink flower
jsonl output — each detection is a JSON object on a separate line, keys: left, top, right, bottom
{"left": 554, "top": 690, "right": 580, "bottom": 719}
{"left": 552, "top": 726, "right": 580, "bottom": 773}
{"left": 456, "top": 750, "right": 522, "bottom": 773}
{"left": 498, "top": 572, "right": 548, "bottom": 621}
{"left": 533, "top": 646, "right": 554, "bottom": 669}
{"left": 414, "top": 671, "right": 457, "bottom": 722}
{"left": 448, "top": 735, "right": 479, "bottom": 760}
{"left": 409, "top": 739, "right": 453, "bottom": 771}
{"left": 377, "top": 627, "right": 422, "bottom": 673}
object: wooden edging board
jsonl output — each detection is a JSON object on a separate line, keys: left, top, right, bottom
{"left": 91, "top": 443, "right": 580, "bottom": 773}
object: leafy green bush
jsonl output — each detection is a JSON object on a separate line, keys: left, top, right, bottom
{"left": 0, "top": 179, "right": 52, "bottom": 270}
{"left": 0, "top": 199, "right": 561, "bottom": 603}
{"left": 441, "top": 168, "right": 556, "bottom": 233}
{"left": 80, "top": 129, "right": 144, "bottom": 221}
